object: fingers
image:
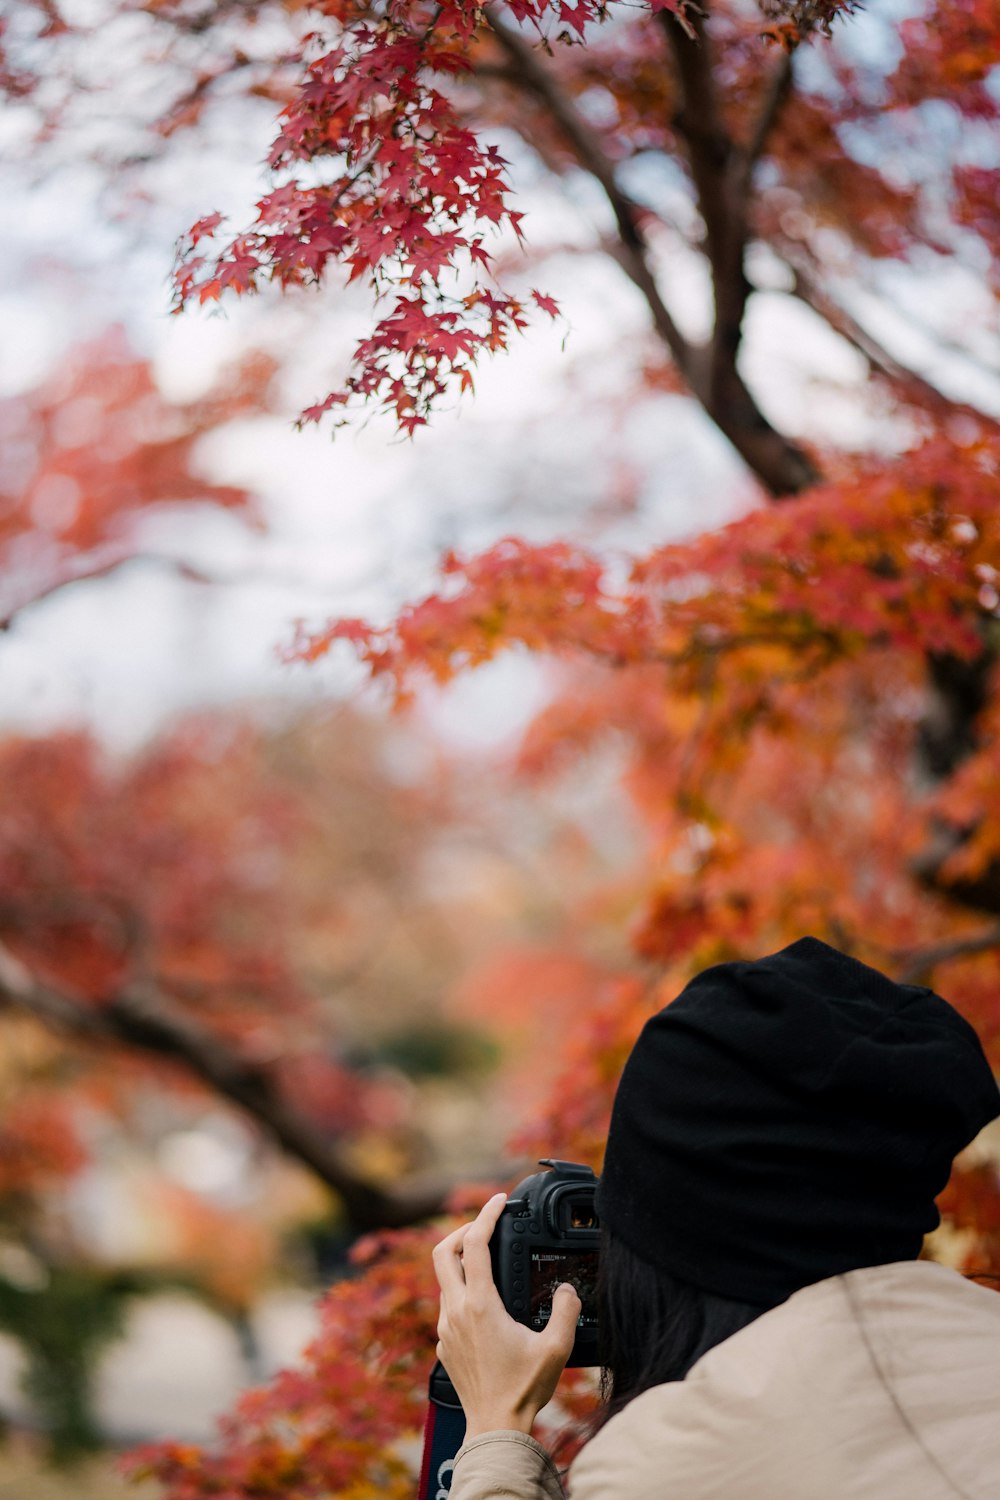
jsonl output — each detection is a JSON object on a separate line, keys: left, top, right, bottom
{"left": 544, "top": 1282, "right": 582, "bottom": 1360}
{"left": 457, "top": 1192, "right": 506, "bottom": 1301}
{"left": 432, "top": 1222, "right": 469, "bottom": 1297}
{"left": 432, "top": 1192, "right": 506, "bottom": 1301}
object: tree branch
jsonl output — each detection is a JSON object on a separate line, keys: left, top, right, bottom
{"left": 0, "top": 946, "right": 452, "bottom": 1232}
{"left": 484, "top": 9, "right": 819, "bottom": 496}
{"left": 651, "top": 8, "right": 819, "bottom": 494}
{"left": 485, "top": 12, "right": 692, "bottom": 371}
{"left": 0, "top": 548, "right": 218, "bottom": 632}
{"left": 894, "top": 926, "right": 1000, "bottom": 985}
{"left": 785, "top": 256, "right": 998, "bottom": 422}
{"left": 741, "top": 48, "right": 795, "bottom": 184}
{"left": 657, "top": 7, "right": 747, "bottom": 370}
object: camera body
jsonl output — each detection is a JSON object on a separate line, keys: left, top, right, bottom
{"left": 489, "top": 1158, "right": 600, "bottom": 1368}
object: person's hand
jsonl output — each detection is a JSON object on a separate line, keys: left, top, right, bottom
{"left": 433, "top": 1192, "right": 582, "bottom": 1440}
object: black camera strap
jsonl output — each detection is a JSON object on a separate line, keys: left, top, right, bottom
{"left": 418, "top": 1361, "right": 465, "bottom": 1500}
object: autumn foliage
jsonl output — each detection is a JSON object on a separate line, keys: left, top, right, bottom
{"left": 133, "top": 439, "right": 1000, "bottom": 1494}
{"left": 0, "top": 328, "right": 273, "bottom": 627}
{"left": 3, "top": 0, "right": 1000, "bottom": 1490}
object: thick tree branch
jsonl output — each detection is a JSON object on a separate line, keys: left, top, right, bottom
{"left": 485, "top": 13, "right": 692, "bottom": 371}
{"left": 0, "top": 946, "right": 451, "bottom": 1231}
{"left": 658, "top": 5, "right": 747, "bottom": 365}
{"left": 485, "top": 9, "right": 818, "bottom": 497}
{"left": 651, "top": 8, "right": 819, "bottom": 494}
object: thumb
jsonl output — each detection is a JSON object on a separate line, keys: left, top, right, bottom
{"left": 546, "top": 1282, "right": 582, "bottom": 1356}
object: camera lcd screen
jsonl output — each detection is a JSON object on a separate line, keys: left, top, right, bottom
{"left": 529, "top": 1250, "right": 599, "bottom": 1328}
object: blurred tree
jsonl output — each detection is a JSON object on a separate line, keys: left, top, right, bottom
{"left": 0, "top": 322, "right": 630, "bottom": 1456}
{"left": 0, "top": 709, "right": 521, "bottom": 1234}
{"left": 0, "top": 332, "right": 574, "bottom": 1234}
{"left": 0, "top": 704, "right": 624, "bottom": 1448}
{"left": 2, "top": 0, "right": 1000, "bottom": 1490}
{"left": 0, "top": 328, "right": 272, "bottom": 629}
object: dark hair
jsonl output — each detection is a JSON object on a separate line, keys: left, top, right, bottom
{"left": 596, "top": 1228, "right": 776, "bottom": 1422}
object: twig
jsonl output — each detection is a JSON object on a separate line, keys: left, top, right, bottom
{"left": 0, "top": 550, "right": 217, "bottom": 632}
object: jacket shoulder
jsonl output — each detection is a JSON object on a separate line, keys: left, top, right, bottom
{"left": 568, "top": 1261, "right": 1000, "bottom": 1500}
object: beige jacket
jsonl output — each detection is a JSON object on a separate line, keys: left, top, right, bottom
{"left": 451, "top": 1260, "right": 1000, "bottom": 1500}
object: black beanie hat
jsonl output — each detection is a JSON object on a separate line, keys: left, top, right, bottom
{"left": 596, "top": 937, "right": 1000, "bottom": 1306}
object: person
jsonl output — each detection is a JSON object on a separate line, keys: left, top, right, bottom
{"left": 433, "top": 936, "right": 1000, "bottom": 1500}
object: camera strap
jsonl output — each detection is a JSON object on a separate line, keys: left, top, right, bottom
{"left": 418, "top": 1361, "right": 465, "bottom": 1500}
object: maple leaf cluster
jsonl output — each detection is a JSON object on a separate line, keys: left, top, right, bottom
{"left": 171, "top": 0, "right": 703, "bottom": 433}
{"left": 286, "top": 433, "right": 1000, "bottom": 690}
{"left": 174, "top": 2, "right": 532, "bottom": 434}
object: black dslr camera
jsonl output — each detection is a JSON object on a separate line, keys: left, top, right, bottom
{"left": 489, "top": 1159, "right": 601, "bottom": 1367}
